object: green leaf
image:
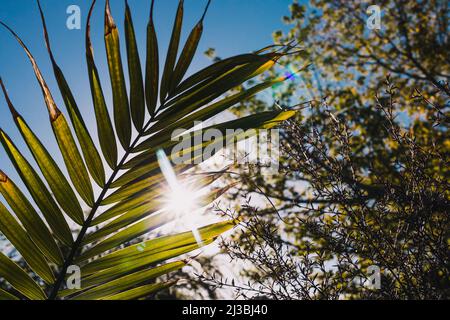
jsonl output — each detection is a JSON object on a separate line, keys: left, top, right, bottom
{"left": 82, "top": 201, "right": 161, "bottom": 245}
{"left": 0, "top": 171, "right": 63, "bottom": 266}
{"left": 67, "top": 261, "right": 185, "bottom": 300}
{"left": 160, "top": 0, "right": 184, "bottom": 104}
{"left": 0, "top": 201, "right": 55, "bottom": 284}
{"left": 0, "top": 288, "right": 18, "bottom": 300}
{"left": 92, "top": 190, "right": 153, "bottom": 225}
{"left": 156, "top": 59, "right": 275, "bottom": 122}
{"left": 85, "top": 180, "right": 230, "bottom": 245}
{"left": 51, "top": 113, "right": 95, "bottom": 207}
{"left": 0, "top": 252, "right": 47, "bottom": 300}
{"left": 86, "top": 1, "right": 118, "bottom": 170}
{"left": 78, "top": 210, "right": 177, "bottom": 262}
{"left": 169, "top": 53, "right": 267, "bottom": 99}
{"left": 125, "top": 1, "right": 145, "bottom": 130}
{"left": 145, "top": 0, "right": 159, "bottom": 116}
{"left": 134, "top": 110, "right": 294, "bottom": 163}
{"left": 102, "top": 281, "right": 175, "bottom": 300}
{"left": 38, "top": 1, "right": 106, "bottom": 188}
{"left": 77, "top": 220, "right": 236, "bottom": 274}
{"left": 8, "top": 114, "right": 84, "bottom": 225}
{"left": 168, "top": 10, "right": 205, "bottom": 94}
{"left": 144, "top": 77, "right": 285, "bottom": 139}
{"left": 80, "top": 242, "right": 212, "bottom": 285}
{"left": 101, "top": 169, "right": 161, "bottom": 205}
{"left": 110, "top": 157, "right": 161, "bottom": 188}
{"left": 105, "top": 0, "right": 132, "bottom": 149}
{"left": 0, "top": 23, "right": 95, "bottom": 209}
{"left": 0, "top": 129, "right": 73, "bottom": 246}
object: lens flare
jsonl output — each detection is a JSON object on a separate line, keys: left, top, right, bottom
{"left": 156, "top": 149, "right": 204, "bottom": 246}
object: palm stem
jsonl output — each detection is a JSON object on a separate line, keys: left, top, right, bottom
{"left": 49, "top": 118, "right": 154, "bottom": 300}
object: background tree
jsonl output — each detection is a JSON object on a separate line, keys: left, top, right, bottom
{"left": 200, "top": 0, "right": 449, "bottom": 299}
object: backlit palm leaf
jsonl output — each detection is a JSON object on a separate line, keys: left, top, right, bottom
{"left": 0, "top": 0, "right": 298, "bottom": 300}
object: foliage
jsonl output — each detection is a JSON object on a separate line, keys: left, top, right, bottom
{"left": 0, "top": 0, "right": 295, "bottom": 300}
{"left": 203, "top": 0, "right": 449, "bottom": 299}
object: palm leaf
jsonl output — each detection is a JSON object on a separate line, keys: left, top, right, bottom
{"left": 0, "top": 0, "right": 299, "bottom": 300}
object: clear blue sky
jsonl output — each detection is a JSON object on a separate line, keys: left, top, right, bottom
{"left": 0, "top": 0, "right": 294, "bottom": 187}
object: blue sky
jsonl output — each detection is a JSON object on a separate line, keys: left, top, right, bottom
{"left": 0, "top": 0, "right": 294, "bottom": 185}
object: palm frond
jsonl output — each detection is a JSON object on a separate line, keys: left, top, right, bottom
{"left": 0, "top": 0, "right": 299, "bottom": 300}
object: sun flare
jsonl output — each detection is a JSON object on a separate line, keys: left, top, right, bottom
{"left": 157, "top": 150, "right": 205, "bottom": 246}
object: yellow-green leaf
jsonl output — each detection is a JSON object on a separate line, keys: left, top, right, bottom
{"left": 0, "top": 252, "right": 47, "bottom": 300}
{"left": 0, "top": 201, "right": 55, "bottom": 284}
{"left": 145, "top": 0, "right": 159, "bottom": 116}
{"left": 86, "top": 0, "right": 118, "bottom": 170}
{"left": 0, "top": 288, "right": 18, "bottom": 300}
{"left": 0, "top": 129, "right": 73, "bottom": 246}
{"left": 38, "top": 0, "right": 106, "bottom": 188}
{"left": 125, "top": 1, "right": 145, "bottom": 130}
{"left": 105, "top": 0, "right": 131, "bottom": 149}
{"left": 0, "top": 171, "right": 63, "bottom": 266}
{"left": 160, "top": 0, "right": 184, "bottom": 104}
{"left": 102, "top": 281, "right": 175, "bottom": 300}
{"left": 52, "top": 113, "right": 94, "bottom": 207}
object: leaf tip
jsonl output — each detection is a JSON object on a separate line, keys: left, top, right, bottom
{"left": 200, "top": 0, "right": 212, "bottom": 22}
{"left": 150, "top": 0, "right": 156, "bottom": 21}
{"left": 104, "top": 0, "right": 116, "bottom": 34}
{"left": 37, "top": 0, "right": 56, "bottom": 64}
{"left": 0, "top": 77, "right": 20, "bottom": 118}
{"left": 0, "top": 170, "right": 8, "bottom": 183}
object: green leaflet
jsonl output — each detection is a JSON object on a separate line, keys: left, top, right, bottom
{"left": 110, "top": 157, "right": 161, "bottom": 188}
{"left": 168, "top": 53, "right": 266, "bottom": 99}
{"left": 0, "top": 288, "right": 18, "bottom": 300}
{"left": 0, "top": 252, "right": 47, "bottom": 300}
{"left": 121, "top": 150, "right": 156, "bottom": 169}
{"left": 67, "top": 261, "right": 185, "bottom": 300}
{"left": 38, "top": 1, "right": 105, "bottom": 188}
{"left": 0, "top": 171, "right": 63, "bottom": 266}
{"left": 77, "top": 220, "right": 236, "bottom": 274}
{"left": 0, "top": 23, "right": 94, "bottom": 212}
{"left": 83, "top": 204, "right": 162, "bottom": 245}
{"left": 0, "top": 201, "right": 55, "bottom": 284}
{"left": 145, "top": 0, "right": 159, "bottom": 116}
{"left": 155, "top": 59, "right": 275, "bottom": 121}
{"left": 168, "top": 20, "right": 203, "bottom": 94}
{"left": 78, "top": 210, "right": 177, "bottom": 262}
{"left": 52, "top": 113, "right": 95, "bottom": 207}
{"left": 86, "top": 1, "right": 118, "bottom": 170}
{"left": 0, "top": 130, "right": 73, "bottom": 246}
{"left": 101, "top": 173, "right": 161, "bottom": 205}
{"left": 125, "top": 111, "right": 295, "bottom": 191}
{"left": 80, "top": 241, "right": 214, "bottom": 286}
{"left": 105, "top": 0, "right": 132, "bottom": 149}
{"left": 125, "top": 1, "right": 145, "bottom": 130}
{"left": 142, "top": 77, "right": 285, "bottom": 140}
{"left": 12, "top": 115, "right": 84, "bottom": 225}
{"left": 84, "top": 182, "right": 230, "bottom": 245}
{"left": 49, "top": 67, "right": 106, "bottom": 188}
{"left": 102, "top": 281, "right": 175, "bottom": 300}
{"left": 160, "top": 0, "right": 184, "bottom": 104}
{"left": 92, "top": 191, "right": 153, "bottom": 225}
